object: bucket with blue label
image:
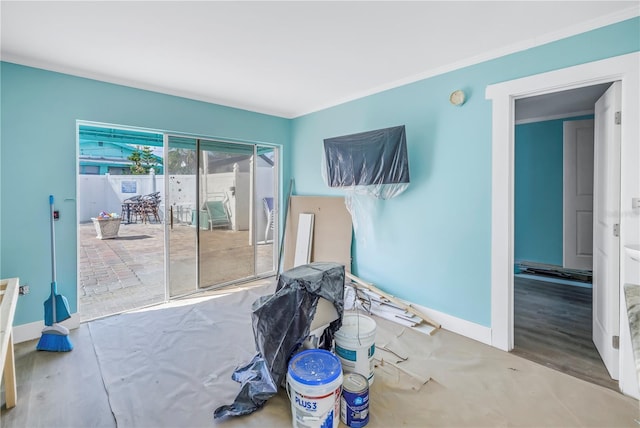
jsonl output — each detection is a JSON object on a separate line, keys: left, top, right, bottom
{"left": 287, "top": 349, "right": 343, "bottom": 428}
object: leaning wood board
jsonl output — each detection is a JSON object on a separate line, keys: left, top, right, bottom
{"left": 283, "top": 196, "right": 352, "bottom": 272}
{"left": 293, "top": 213, "right": 315, "bottom": 267}
{"left": 1, "top": 277, "right": 19, "bottom": 409}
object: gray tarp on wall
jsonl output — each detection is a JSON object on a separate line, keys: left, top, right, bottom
{"left": 322, "top": 126, "right": 411, "bottom": 241}
{"left": 214, "top": 262, "right": 345, "bottom": 418}
{"left": 323, "top": 125, "right": 410, "bottom": 199}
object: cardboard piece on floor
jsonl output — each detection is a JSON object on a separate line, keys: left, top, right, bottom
{"left": 283, "top": 196, "right": 352, "bottom": 272}
{"left": 293, "top": 213, "right": 314, "bottom": 267}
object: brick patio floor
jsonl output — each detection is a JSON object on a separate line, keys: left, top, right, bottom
{"left": 79, "top": 221, "right": 275, "bottom": 322}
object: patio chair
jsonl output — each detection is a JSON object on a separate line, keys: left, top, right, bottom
{"left": 205, "top": 194, "right": 231, "bottom": 229}
{"left": 140, "top": 193, "right": 161, "bottom": 223}
{"left": 121, "top": 195, "right": 143, "bottom": 223}
{"left": 263, "top": 197, "right": 274, "bottom": 242}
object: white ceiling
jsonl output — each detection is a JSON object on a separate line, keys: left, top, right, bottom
{"left": 1, "top": 1, "right": 638, "bottom": 118}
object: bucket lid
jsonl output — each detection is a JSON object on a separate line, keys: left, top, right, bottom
{"left": 288, "top": 349, "right": 342, "bottom": 386}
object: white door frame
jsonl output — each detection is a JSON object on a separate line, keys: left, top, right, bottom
{"left": 486, "top": 52, "right": 639, "bottom": 396}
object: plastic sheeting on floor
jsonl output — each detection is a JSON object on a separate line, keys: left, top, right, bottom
{"left": 215, "top": 262, "right": 345, "bottom": 418}
{"left": 87, "top": 280, "right": 638, "bottom": 427}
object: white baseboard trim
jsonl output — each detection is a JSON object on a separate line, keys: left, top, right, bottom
{"left": 13, "top": 313, "right": 81, "bottom": 344}
{"left": 13, "top": 302, "right": 492, "bottom": 348}
{"left": 409, "top": 301, "right": 492, "bottom": 346}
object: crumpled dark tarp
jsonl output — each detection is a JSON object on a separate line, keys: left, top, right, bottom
{"left": 213, "top": 262, "right": 345, "bottom": 419}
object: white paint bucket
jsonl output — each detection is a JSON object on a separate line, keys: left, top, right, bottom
{"left": 287, "top": 349, "right": 343, "bottom": 428}
{"left": 334, "top": 314, "right": 376, "bottom": 384}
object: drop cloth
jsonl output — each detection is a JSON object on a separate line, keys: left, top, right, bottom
{"left": 88, "top": 281, "right": 638, "bottom": 427}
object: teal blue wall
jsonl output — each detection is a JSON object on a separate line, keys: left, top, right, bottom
{"left": 0, "top": 63, "right": 290, "bottom": 326}
{"left": 2, "top": 17, "right": 638, "bottom": 329}
{"left": 514, "top": 116, "right": 593, "bottom": 266}
{"left": 290, "top": 18, "right": 639, "bottom": 326}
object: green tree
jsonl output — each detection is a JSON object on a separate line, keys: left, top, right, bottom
{"left": 128, "top": 146, "right": 159, "bottom": 175}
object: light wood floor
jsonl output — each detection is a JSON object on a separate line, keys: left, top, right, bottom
{"left": 512, "top": 275, "right": 619, "bottom": 391}
{"left": 1, "top": 325, "right": 116, "bottom": 427}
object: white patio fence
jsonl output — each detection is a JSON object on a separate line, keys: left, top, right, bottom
{"left": 78, "top": 166, "right": 274, "bottom": 240}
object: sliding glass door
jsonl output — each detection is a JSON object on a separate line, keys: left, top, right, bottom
{"left": 165, "top": 135, "right": 278, "bottom": 298}
{"left": 166, "top": 136, "right": 198, "bottom": 297}
{"left": 198, "top": 139, "right": 254, "bottom": 286}
{"left": 255, "top": 145, "right": 278, "bottom": 276}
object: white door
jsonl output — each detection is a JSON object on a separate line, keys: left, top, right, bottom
{"left": 592, "top": 81, "right": 621, "bottom": 380}
{"left": 563, "top": 119, "right": 594, "bottom": 270}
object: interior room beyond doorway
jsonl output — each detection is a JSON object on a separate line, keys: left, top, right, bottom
{"left": 512, "top": 82, "right": 615, "bottom": 390}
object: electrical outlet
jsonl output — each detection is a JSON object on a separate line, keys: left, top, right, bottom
{"left": 54, "top": 210, "right": 60, "bottom": 220}
{"left": 19, "top": 284, "right": 30, "bottom": 295}
{"left": 632, "top": 198, "right": 640, "bottom": 209}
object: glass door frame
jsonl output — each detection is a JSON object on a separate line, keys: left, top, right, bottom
{"left": 163, "top": 133, "right": 280, "bottom": 300}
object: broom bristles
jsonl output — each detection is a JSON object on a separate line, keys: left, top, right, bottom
{"left": 37, "top": 331, "right": 73, "bottom": 352}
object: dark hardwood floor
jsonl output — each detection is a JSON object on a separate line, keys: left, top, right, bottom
{"left": 513, "top": 275, "right": 619, "bottom": 391}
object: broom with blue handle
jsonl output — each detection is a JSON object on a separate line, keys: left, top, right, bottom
{"left": 37, "top": 195, "right": 73, "bottom": 352}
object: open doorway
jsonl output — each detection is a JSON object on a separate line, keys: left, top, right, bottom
{"left": 77, "top": 124, "right": 166, "bottom": 321}
{"left": 486, "top": 53, "right": 640, "bottom": 398}
{"left": 511, "top": 83, "right": 619, "bottom": 390}
{"left": 77, "top": 123, "right": 280, "bottom": 321}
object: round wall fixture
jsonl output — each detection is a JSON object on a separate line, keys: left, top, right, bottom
{"left": 449, "top": 90, "right": 466, "bottom": 106}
